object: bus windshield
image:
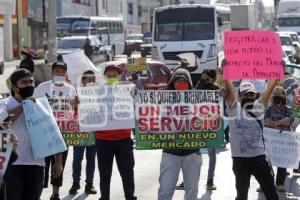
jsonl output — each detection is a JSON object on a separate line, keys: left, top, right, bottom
{"left": 154, "top": 7, "right": 215, "bottom": 41}
{"left": 278, "top": 17, "right": 300, "bottom": 27}
{"left": 57, "top": 18, "right": 90, "bottom": 30}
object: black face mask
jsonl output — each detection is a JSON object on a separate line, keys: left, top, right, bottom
{"left": 199, "top": 79, "right": 213, "bottom": 89}
{"left": 241, "top": 98, "right": 255, "bottom": 110}
{"left": 17, "top": 86, "right": 34, "bottom": 99}
{"left": 273, "top": 96, "right": 284, "bottom": 104}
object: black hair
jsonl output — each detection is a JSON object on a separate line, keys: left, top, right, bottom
{"left": 9, "top": 69, "right": 32, "bottom": 96}
{"left": 52, "top": 61, "right": 67, "bottom": 71}
{"left": 81, "top": 70, "right": 95, "bottom": 81}
{"left": 202, "top": 69, "right": 217, "bottom": 80}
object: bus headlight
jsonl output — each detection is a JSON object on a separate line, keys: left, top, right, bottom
{"left": 208, "top": 44, "right": 216, "bottom": 58}
{"left": 152, "top": 46, "right": 159, "bottom": 59}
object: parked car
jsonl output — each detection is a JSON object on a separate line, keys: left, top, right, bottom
{"left": 140, "top": 37, "right": 152, "bottom": 58}
{"left": 57, "top": 35, "right": 110, "bottom": 64}
{"left": 278, "top": 31, "right": 299, "bottom": 46}
{"left": 123, "top": 34, "right": 143, "bottom": 56}
{"left": 282, "top": 49, "right": 291, "bottom": 64}
{"left": 98, "top": 59, "right": 172, "bottom": 90}
{"left": 278, "top": 32, "right": 296, "bottom": 63}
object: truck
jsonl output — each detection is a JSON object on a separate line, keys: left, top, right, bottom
{"left": 277, "top": 0, "right": 300, "bottom": 34}
{"left": 230, "top": 4, "right": 257, "bottom": 30}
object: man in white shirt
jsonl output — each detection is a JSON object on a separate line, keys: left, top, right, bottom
{"left": 2, "top": 69, "right": 63, "bottom": 200}
{"left": 35, "top": 61, "right": 77, "bottom": 200}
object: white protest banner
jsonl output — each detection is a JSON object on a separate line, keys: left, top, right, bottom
{"left": 78, "top": 84, "right": 135, "bottom": 131}
{"left": 264, "top": 127, "right": 300, "bottom": 169}
{"left": 0, "top": 130, "right": 12, "bottom": 176}
{"left": 62, "top": 51, "right": 104, "bottom": 88}
{"left": 23, "top": 97, "right": 67, "bottom": 160}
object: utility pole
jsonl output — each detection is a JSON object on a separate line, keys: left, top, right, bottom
{"left": 17, "top": 0, "right": 23, "bottom": 58}
{"left": 48, "top": 0, "right": 57, "bottom": 63}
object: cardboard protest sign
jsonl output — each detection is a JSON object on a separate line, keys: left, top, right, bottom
{"left": 62, "top": 51, "right": 104, "bottom": 88}
{"left": 78, "top": 84, "right": 135, "bottom": 131}
{"left": 62, "top": 132, "right": 95, "bottom": 146}
{"left": 264, "top": 128, "right": 300, "bottom": 169}
{"left": 127, "top": 57, "right": 147, "bottom": 71}
{"left": 0, "top": 130, "right": 12, "bottom": 176}
{"left": 23, "top": 97, "right": 67, "bottom": 159}
{"left": 224, "top": 31, "right": 283, "bottom": 80}
{"left": 135, "top": 90, "right": 224, "bottom": 150}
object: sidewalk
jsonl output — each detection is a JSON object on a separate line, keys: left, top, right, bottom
{"left": 40, "top": 146, "right": 300, "bottom": 200}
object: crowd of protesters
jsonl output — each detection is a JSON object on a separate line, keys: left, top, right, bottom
{"left": 0, "top": 47, "right": 300, "bottom": 200}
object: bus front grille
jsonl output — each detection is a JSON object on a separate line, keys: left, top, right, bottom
{"left": 163, "top": 51, "right": 203, "bottom": 60}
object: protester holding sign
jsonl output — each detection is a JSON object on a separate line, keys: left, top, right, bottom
{"left": 69, "top": 70, "right": 97, "bottom": 195}
{"left": 95, "top": 65, "right": 137, "bottom": 200}
{"left": 1, "top": 69, "right": 63, "bottom": 200}
{"left": 223, "top": 59, "right": 279, "bottom": 200}
{"left": 158, "top": 68, "right": 202, "bottom": 200}
{"left": 263, "top": 86, "right": 294, "bottom": 192}
{"left": 34, "top": 61, "right": 76, "bottom": 200}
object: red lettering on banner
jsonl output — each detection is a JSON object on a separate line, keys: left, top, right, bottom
{"left": 139, "top": 106, "right": 160, "bottom": 116}
{"left": 138, "top": 118, "right": 148, "bottom": 132}
{"left": 161, "top": 117, "right": 172, "bottom": 131}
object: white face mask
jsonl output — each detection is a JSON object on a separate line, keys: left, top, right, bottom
{"left": 53, "top": 76, "right": 65, "bottom": 84}
{"left": 85, "top": 82, "right": 96, "bottom": 87}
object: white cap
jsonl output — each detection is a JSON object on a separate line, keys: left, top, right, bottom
{"left": 239, "top": 81, "right": 258, "bottom": 94}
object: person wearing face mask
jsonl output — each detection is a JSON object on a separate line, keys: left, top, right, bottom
{"left": 95, "top": 65, "right": 137, "bottom": 200}
{"left": 223, "top": 59, "right": 279, "bottom": 200}
{"left": 1, "top": 69, "right": 63, "bottom": 200}
{"left": 158, "top": 68, "right": 202, "bottom": 200}
{"left": 263, "top": 86, "right": 294, "bottom": 192}
{"left": 69, "top": 70, "right": 97, "bottom": 195}
{"left": 34, "top": 61, "right": 77, "bottom": 200}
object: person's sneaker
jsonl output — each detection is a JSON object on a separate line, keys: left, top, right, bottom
{"left": 256, "top": 187, "right": 262, "bottom": 192}
{"left": 50, "top": 194, "right": 60, "bottom": 200}
{"left": 176, "top": 182, "right": 184, "bottom": 190}
{"left": 277, "top": 185, "right": 286, "bottom": 192}
{"left": 85, "top": 183, "right": 97, "bottom": 194}
{"left": 69, "top": 182, "right": 80, "bottom": 195}
{"left": 206, "top": 179, "right": 217, "bottom": 190}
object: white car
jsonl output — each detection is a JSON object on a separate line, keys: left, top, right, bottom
{"left": 277, "top": 31, "right": 299, "bottom": 46}
{"left": 277, "top": 32, "right": 296, "bottom": 63}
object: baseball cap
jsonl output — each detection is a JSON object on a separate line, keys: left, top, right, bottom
{"left": 239, "top": 81, "right": 257, "bottom": 94}
{"left": 104, "top": 65, "right": 121, "bottom": 75}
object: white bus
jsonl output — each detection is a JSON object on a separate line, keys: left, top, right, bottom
{"left": 277, "top": 0, "right": 300, "bottom": 35}
{"left": 152, "top": 4, "right": 224, "bottom": 81}
{"left": 57, "top": 16, "right": 125, "bottom": 56}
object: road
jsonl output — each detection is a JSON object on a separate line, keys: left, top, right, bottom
{"left": 1, "top": 55, "right": 300, "bottom": 200}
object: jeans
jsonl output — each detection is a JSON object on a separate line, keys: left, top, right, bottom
{"left": 232, "top": 155, "right": 278, "bottom": 200}
{"left": 4, "top": 165, "right": 44, "bottom": 200}
{"left": 72, "top": 145, "right": 97, "bottom": 183}
{"left": 276, "top": 167, "right": 287, "bottom": 186}
{"left": 158, "top": 152, "right": 202, "bottom": 200}
{"left": 44, "top": 150, "right": 68, "bottom": 187}
{"left": 96, "top": 138, "right": 136, "bottom": 200}
{"left": 208, "top": 148, "right": 216, "bottom": 179}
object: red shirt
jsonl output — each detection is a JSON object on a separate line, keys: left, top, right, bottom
{"left": 95, "top": 129, "right": 132, "bottom": 140}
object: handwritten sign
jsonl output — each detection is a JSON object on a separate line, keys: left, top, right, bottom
{"left": 78, "top": 84, "right": 135, "bottom": 131}
{"left": 23, "top": 97, "right": 67, "bottom": 160}
{"left": 224, "top": 31, "right": 283, "bottom": 80}
{"left": 264, "top": 128, "right": 300, "bottom": 169}
{"left": 62, "top": 132, "right": 95, "bottom": 146}
{"left": 0, "top": 130, "right": 12, "bottom": 176}
{"left": 127, "top": 57, "right": 147, "bottom": 71}
{"left": 135, "top": 90, "right": 224, "bottom": 150}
